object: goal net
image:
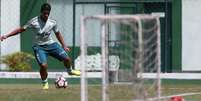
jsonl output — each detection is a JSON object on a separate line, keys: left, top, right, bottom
{"left": 80, "top": 14, "right": 161, "bottom": 101}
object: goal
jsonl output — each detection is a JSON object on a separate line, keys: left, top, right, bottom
{"left": 80, "top": 14, "right": 161, "bottom": 101}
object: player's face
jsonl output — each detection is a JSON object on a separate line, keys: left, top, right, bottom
{"left": 41, "top": 10, "right": 50, "bottom": 22}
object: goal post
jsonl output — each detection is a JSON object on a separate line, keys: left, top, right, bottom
{"left": 80, "top": 14, "right": 161, "bottom": 101}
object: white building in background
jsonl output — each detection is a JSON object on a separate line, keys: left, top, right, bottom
{"left": 0, "top": 0, "right": 20, "bottom": 70}
{"left": 182, "top": 0, "right": 201, "bottom": 71}
{"left": 0, "top": 0, "right": 201, "bottom": 72}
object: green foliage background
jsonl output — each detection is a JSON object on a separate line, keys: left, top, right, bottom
{"left": 0, "top": 52, "right": 34, "bottom": 72}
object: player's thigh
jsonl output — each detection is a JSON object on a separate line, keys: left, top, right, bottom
{"left": 32, "top": 46, "right": 48, "bottom": 65}
{"left": 49, "top": 43, "right": 70, "bottom": 61}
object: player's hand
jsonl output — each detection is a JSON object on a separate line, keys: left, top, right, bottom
{"left": 0, "top": 35, "right": 7, "bottom": 41}
{"left": 62, "top": 46, "right": 70, "bottom": 52}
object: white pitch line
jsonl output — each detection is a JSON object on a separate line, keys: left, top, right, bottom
{"left": 1, "top": 72, "right": 201, "bottom": 79}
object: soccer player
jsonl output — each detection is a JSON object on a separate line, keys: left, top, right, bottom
{"left": 0, "top": 3, "right": 80, "bottom": 90}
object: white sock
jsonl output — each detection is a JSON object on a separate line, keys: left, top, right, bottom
{"left": 42, "top": 79, "right": 48, "bottom": 84}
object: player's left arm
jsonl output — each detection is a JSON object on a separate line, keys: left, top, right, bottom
{"left": 55, "top": 32, "right": 70, "bottom": 52}
{"left": 53, "top": 21, "right": 70, "bottom": 52}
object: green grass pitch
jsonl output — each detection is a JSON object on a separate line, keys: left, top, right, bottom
{"left": 0, "top": 79, "right": 201, "bottom": 101}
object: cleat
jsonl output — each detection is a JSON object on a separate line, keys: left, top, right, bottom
{"left": 67, "top": 70, "right": 81, "bottom": 76}
{"left": 42, "top": 82, "right": 49, "bottom": 90}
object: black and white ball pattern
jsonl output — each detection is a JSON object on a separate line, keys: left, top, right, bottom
{"left": 55, "top": 76, "right": 68, "bottom": 88}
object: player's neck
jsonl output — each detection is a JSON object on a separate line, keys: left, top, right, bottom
{"left": 40, "top": 15, "right": 48, "bottom": 22}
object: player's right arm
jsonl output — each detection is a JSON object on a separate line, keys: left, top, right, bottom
{"left": 0, "top": 27, "right": 26, "bottom": 41}
{"left": 0, "top": 17, "right": 35, "bottom": 41}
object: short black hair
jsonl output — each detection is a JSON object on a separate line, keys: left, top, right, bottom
{"left": 40, "top": 3, "right": 51, "bottom": 12}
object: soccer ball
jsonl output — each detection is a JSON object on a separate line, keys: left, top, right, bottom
{"left": 54, "top": 76, "right": 68, "bottom": 88}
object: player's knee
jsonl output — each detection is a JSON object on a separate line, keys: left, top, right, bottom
{"left": 40, "top": 63, "right": 48, "bottom": 69}
{"left": 64, "top": 57, "right": 71, "bottom": 63}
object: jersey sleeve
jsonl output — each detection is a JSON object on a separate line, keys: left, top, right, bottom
{"left": 53, "top": 22, "right": 59, "bottom": 33}
{"left": 22, "top": 18, "right": 34, "bottom": 29}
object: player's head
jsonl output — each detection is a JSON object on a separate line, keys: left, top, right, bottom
{"left": 40, "top": 3, "right": 51, "bottom": 21}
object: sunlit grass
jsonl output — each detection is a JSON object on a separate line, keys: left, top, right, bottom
{"left": 0, "top": 80, "right": 201, "bottom": 101}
